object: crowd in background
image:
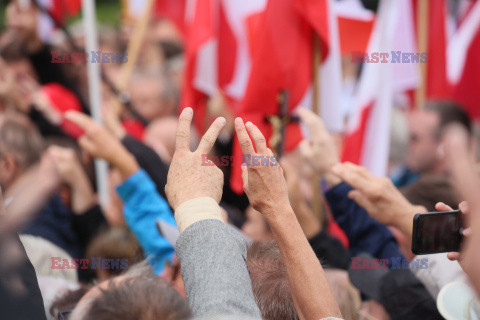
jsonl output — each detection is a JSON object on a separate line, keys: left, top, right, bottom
{"left": 0, "top": 1, "right": 480, "bottom": 320}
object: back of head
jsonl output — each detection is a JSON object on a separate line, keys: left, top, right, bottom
{"left": 324, "top": 269, "right": 361, "bottom": 320}
{"left": 86, "top": 227, "right": 144, "bottom": 280}
{"left": 71, "top": 263, "right": 191, "bottom": 320}
{"left": 247, "top": 241, "right": 298, "bottom": 320}
{"left": 402, "top": 174, "right": 459, "bottom": 211}
{"left": 424, "top": 101, "right": 472, "bottom": 137}
{"left": 0, "top": 115, "right": 44, "bottom": 171}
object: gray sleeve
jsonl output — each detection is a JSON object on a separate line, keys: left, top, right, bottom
{"left": 175, "top": 219, "right": 262, "bottom": 319}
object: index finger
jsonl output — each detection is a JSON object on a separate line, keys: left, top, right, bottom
{"left": 245, "top": 121, "right": 268, "bottom": 154}
{"left": 332, "top": 162, "right": 371, "bottom": 192}
{"left": 234, "top": 117, "right": 255, "bottom": 157}
{"left": 65, "top": 111, "right": 96, "bottom": 133}
{"left": 175, "top": 107, "right": 193, "bottom": 152}
{"left": 196, "top": 117, "right": 226, "bottom": 154}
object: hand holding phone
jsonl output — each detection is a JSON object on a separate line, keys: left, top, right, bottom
{"left": 412, "top": 210, "right": 464, "bottom": 255}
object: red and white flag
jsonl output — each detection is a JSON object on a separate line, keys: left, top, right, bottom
{"left": 124, "top": 0, "right": 187, "bottom": 33}
{"left": 229, "top": 0, "right": 344, "bottom": 193}
{"left": 335, "top": 0, "right": 375, "bottom": 54}
{"left": 180, "top": 0, "right": 267, "bottom": 132}
{"left": 341, "top": 0, "right": 418, "bottom": 176}
{"left": 414, "top": 0, "right": 480, "bottom": 119}
{"left": 445, "top": 0, "right": 480, "bottom": 119}
{"left": 180, "top": 0, "right": 217, "bottom": 132}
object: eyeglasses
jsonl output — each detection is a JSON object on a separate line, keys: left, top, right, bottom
{"left": 58, "top": 310, "right": 72, "bottom": 320}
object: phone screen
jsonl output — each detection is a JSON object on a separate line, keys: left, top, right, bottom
{"left": 412, "top": 210, "right": 464, "bottom": 254}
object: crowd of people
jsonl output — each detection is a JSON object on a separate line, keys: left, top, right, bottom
{"left": 0, "top": 1, "right": 480, "bottom": 320}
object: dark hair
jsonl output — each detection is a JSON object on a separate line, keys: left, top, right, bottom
{"left": 401, "top": 174, "right": 459, "bottom": 211}
{"left": 424, "top": 101, "right": 472, "bottom": 138}
{"left": 0, "top": 37, "right": 29, "bottom": 62}
{"left": 247, "top": 241, "right": 298, "bottom": 320}
{"left": 82, "top": 277, "right": 191, "bottom": 320}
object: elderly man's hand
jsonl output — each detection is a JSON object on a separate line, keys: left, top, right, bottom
{"left": 165, "top": 108, "right": 226, "bottom": 210}
{"left": 297, "top": 108, "right": 341, "bottom": 188}
{"left": 234, "top": 118, "right": 290, "bottom": 219}
{"left": 332, "top": 162, "right": 422, "bottom": 229}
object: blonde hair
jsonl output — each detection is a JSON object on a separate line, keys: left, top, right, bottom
{"left": 324, "top": 269, "right": 362, "bottom": 320}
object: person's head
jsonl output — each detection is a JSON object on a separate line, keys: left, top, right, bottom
{"left": 0, "top": 114, "right": 44, "bottom": 189}
{"left": 0, "top": 38, "right": 36, "bottom": 82}
{"left": 50, "top": 285, "right": 91, "bottom": 320}
{"left": 247, "top": 241, "right": 298, "bottom": 320}
{"left": 324, "top": 269, "right": 361, "bottom": 320}
{"left": 86, "top": 227, "right": 144, "bottom": 282}
{"left": 406, "top": 101, "right": 472, "bottom": 175}
{"left": 402, "top": 174, "right": 459, "bottom": 211}
{"left": 242, "top": 206, "right": 274, "bottom": 241}
{"left": 70, "top": 261, "right": 191, "bottom": 320}
{"left": 128, "top": 72, "right": 176, "bottom": 121}
{"left": 144, "top": 116, "right": 179, "bottom": 163}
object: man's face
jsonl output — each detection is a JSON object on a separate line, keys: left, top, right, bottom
{"left": 406, "top": 110, "right": 441, "bottom": 174}
{"left": 129, "top": 79, "right": 172, "bottom": 121}
{"left": 242, "top": 206, "right": 274, "bottom": 242}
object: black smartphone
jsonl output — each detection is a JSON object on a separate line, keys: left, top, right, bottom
{"left": 412, "top": 210, "right": 464, "bottom": 255}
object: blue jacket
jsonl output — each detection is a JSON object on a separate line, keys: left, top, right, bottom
{"left": 324, "top": 182, "right": 404, "bottom": 263}
{"left": 116, "top": 169, "right": 176, "bottom": 274}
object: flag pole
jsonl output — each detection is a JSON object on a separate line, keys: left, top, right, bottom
{"left": 82, "top": 0, "right": 109, "bottom": 207}
{"left": 117, "top": 0, "right": 156, "bottom": 92}
{"left": 416, "top": 0, "right": 429, "bottom": 109}
{"left": 114, "top": 0, "right": 156, "bottom": 118}
{"left": 311, "top": 33, "right": 325, "bottom": 225}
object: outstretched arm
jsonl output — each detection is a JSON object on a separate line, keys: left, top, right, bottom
{"left": 65, "top": 111, "right": 175, "bottom": 274}
{"left": 234, "top": 117, "right": 342, "bottom": 320}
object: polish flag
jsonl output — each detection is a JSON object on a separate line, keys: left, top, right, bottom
{"left": 414, "top": 0, "right": 450, "bottom": 100}
{"left": 341, "top": 0, "right": 419, "bottom": 176}
{"left": 334, "top": 0, "right": 375, "bottom": 54}
{"left": 217, "top": 0, "right": 267, "bottom": 106}
{"left": 124, "top": 0, "right": 187, "bottom": 34}
{"left": 230, "top": 0, "right": 344, "bottom": 193}
{"left": 181, "top": 0, "right": 268, "bottom": 132}
{"left": 445, "top": 1, "right": 480, "bottom": 120}
{"left": 413, "top": 0, "right": 480, "bottom": 119}
{"left": 180, "top": 0, "right": 216, "bottom": 132}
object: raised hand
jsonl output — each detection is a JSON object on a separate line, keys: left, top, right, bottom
{"left": 234, "top": 118, "right": 290, "bottom": 218}
{"left": 65, "top": 111, "right": 139, "bottom": 179}
{"left": 48, "top": 146, "right": 82, "bottom": 184}
{"left": 165, "top": 108, "right": 226, "bottom": 210}
{"left": 48, "top": 145, "right": 97, "bottom": 213}
{"left": 297, "top": 108, "right": 341, "bottom": 187}
{"left": 234, "top": 117, "right": 342, "bottom": 319}
{"left": 332, "top": 162, "right": 423, "bottom": 238}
